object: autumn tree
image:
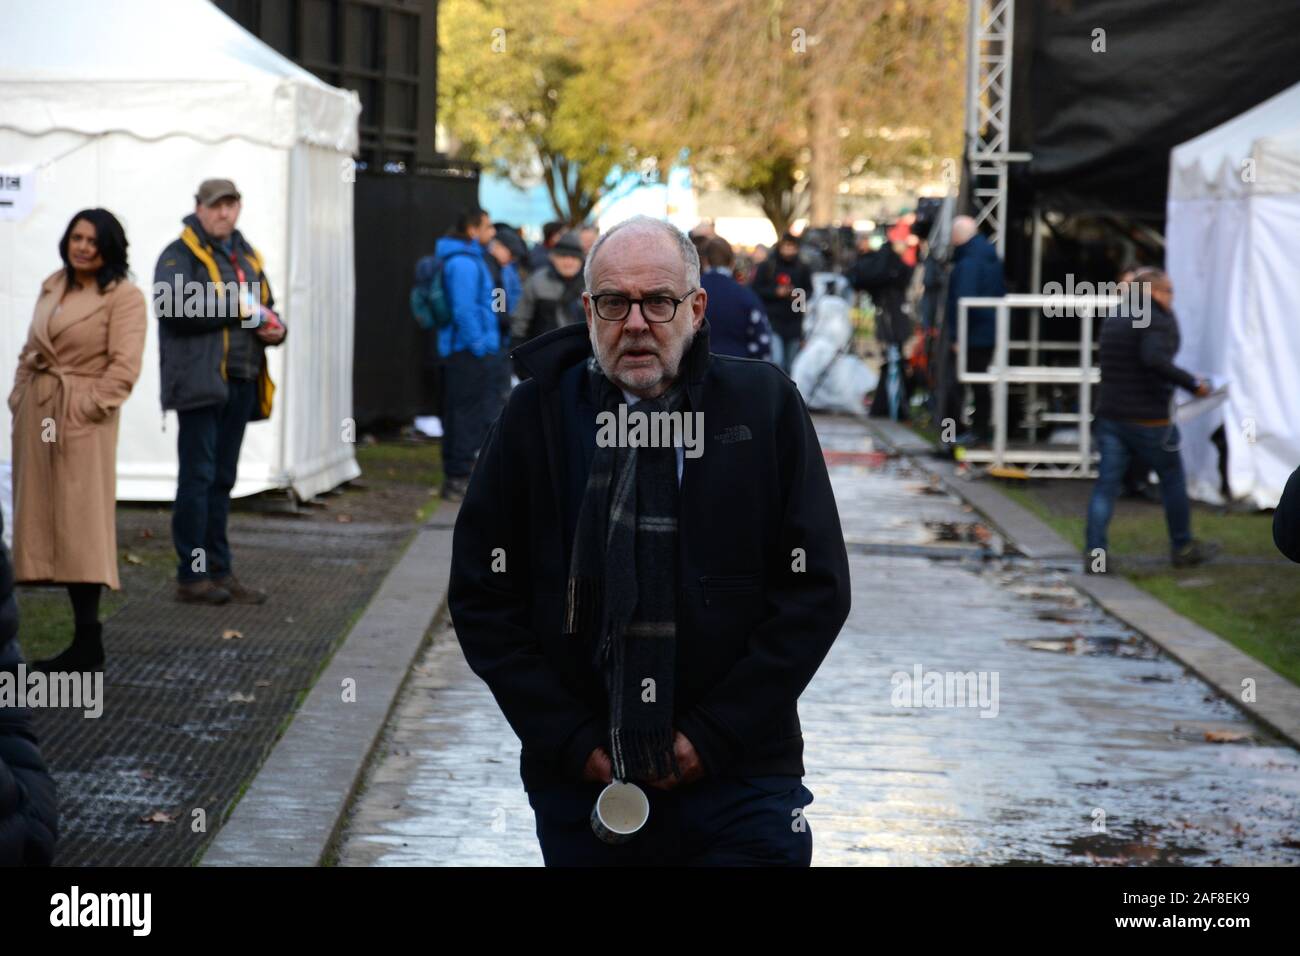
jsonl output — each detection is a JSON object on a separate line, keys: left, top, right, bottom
{"left": 593, "top": 0, "right": 966, "bottom": 233}
{"left": 438, "top": 0, "right": 666, "bottom": 225}
{"left": 439, "top": 0, "right": 965, "bottom": 234}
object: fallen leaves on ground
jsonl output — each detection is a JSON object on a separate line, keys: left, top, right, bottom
{"left": 1204, "top": 730, "right": 1253, "bottom": 744}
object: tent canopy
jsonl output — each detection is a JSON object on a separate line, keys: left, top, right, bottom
{"left": 1170, "top": 83, "right": 1300, "bottom": 201}
{"left": 0, "top": 0, "right": 359, "bottom": 152}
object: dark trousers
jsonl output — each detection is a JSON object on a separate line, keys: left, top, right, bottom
{"left": 1086, "top": 416, "right": 1192, "bottom": 556}
{"left": 441, "top": 350, "right": 496, "bottom": 479}
{"left": 967, "top": 346, "right": 994, "bottom": 440}
{"left": 526, "top": 775, "right": 814, "bottom": 866}
{"left": 173, "top": 378, "right": 256, "bottom": 583}
{"left": 779, "top": 333, "right": 800, "bottom": 374}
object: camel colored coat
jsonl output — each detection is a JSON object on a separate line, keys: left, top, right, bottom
{"left": 8, "top": 271, "right": 147, "bottom": 589}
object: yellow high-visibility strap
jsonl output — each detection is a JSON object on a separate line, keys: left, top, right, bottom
{"left": 246, "top": 247, "right": 271, "bottom": 305}
{"left": 180, "top": 226, "right": 230, "bottom": 381}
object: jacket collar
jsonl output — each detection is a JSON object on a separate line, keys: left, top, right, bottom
{"left": 35, "top": 271, "right": 117, "bottom": 351}
{"left": 182, "top": 213, "right": 245, "bottom": 254}
{"left": 512, "top": 317, "right": 713, "bottom": 410}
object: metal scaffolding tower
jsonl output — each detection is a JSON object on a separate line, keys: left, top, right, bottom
{"left": 964, "top": 0, "right": 1030, "bottom": 257}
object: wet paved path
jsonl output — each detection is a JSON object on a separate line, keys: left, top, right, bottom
{"left": 338, "top": 416, "right": 1300, "bottom": 866}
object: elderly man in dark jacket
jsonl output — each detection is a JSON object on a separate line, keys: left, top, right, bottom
{"left": 449, "top": 215, "right": 851, "bottom": 866}
{"left": 0, "top": 511, "right": 59, "bottom": 865}
{"left": 946, "top": 216, "right": 1006, "bottom": 443}
{"left": 1086, "top": 268, "right": 1217, "bottom": 570}
{"left": 154, "top": 179, "right": 287, "bottom": 606}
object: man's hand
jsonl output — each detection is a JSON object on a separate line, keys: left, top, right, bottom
{"left": 582, "top": 746, "right": 613, "bottom": 784}
{"left": 1195, "top": 378, "right": 1212, "bottom": 398}
{"left": 642, "top": 731, "right": 704, "bottom": 791}
{"left": 256, "top": 321, "right": 285, "bottom": 345}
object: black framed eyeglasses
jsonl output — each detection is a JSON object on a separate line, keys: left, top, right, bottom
{"left": 589, "top": 288, "right": 698, "bottom": 323}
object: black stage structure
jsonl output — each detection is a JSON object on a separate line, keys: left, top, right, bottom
{"left": 214, "top": 0, "right": 481, "bottom": 429}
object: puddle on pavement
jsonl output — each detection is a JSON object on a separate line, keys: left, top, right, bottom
{"left": 1008, "top": 635, "right": 1163, "bottom": 659}
{"left": 907, "top": 481, "right": 949, "bottom": 497}
{"left": 924, "top": 520, "right": 993, "bottom": 544}
{"left": 1060, "top": 823, "right": 1209, "bottom": 866}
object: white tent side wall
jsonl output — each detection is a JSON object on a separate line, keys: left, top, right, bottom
{"left": 1164, "top": 196, "right": 1247, "bottom": 505}
{"left": 1232, "top": 193, "right": 1300, "bottom": 506}
{"left": 1168, "top": 82, "right": 1300, "bottom": 509}
{"left": 282, "top": 143, "right": 360, "bottom": 500}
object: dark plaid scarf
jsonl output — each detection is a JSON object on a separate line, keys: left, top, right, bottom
{"left": 563, "top": 359, "right": 686, "bottom": 782}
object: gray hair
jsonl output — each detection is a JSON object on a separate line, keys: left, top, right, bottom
{"left": 583, "top": 215, "right": 700, "bottom": 291}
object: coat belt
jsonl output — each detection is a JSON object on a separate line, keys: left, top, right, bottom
{"left": 27, "top": 358, "right": 89, "bottom": 453}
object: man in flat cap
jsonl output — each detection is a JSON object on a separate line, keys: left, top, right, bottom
{"left": 153, "top": 179, "right": 286, "bottom": 606}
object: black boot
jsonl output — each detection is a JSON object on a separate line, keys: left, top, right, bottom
{"left": 31, "top": 621, "right": 105, "bottom": 673}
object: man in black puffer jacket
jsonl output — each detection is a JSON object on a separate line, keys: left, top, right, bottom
{"left": 0, "top": 509, "right": 59, "bottom": 865}
{"left": 1085, "top": 268, "right": 1217, "bottom": 571}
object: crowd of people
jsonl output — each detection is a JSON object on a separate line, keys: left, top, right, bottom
{"left": 412, "top": 210, "right": 835, "bottom": 502}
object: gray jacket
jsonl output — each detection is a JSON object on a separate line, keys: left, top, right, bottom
{"left": 510, "top": 264, "right": 584, "bottom": 344}
{"left": 153, "top": 214, "right": 286, "bottom": 418}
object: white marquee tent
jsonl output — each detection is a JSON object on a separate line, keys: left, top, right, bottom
{"left": 1167, "top": 81, "right": 1300, "bottom": 508}
{"left": 0, "top": 0, "right": 362, "bottom": 530}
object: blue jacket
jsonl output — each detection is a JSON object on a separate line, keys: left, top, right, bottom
{"left": 435, "top": 236, "right": 499, "bottom": 358}
{"left": 946, "top": 233, "right": 1005, "bottom": 349}
{"left": 500, "top": 262, "right": 523, "bottom": 318}
{"left": 701, "top": 269, "right": 772, "bottom": 360}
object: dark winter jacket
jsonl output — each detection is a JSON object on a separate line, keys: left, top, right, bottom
{"left": 153, "top": 214, "right": 285, "bottom": 419}
{"left": 1274, "top": 465, "right": 1300, "bottom": 562}
{"left": 701, "top": 268, "right": 773, "bottom": 360}
{"left": 1096, "top": 300, "right": 1199, "bottom": 422}
{"left": 0, "top": 511, "right": 58, "bottom": 865}
{"left": 448, "top": 320, "right": 852, "bottom": 791}
{"left": 752, "top": 254, "right": 814, "bottom": 340}
{"left": 946, "top": 233, "right": 1005, "bottom": 349}
{"left": 511, "top": 263, "right": 585, "bottom": 344}
{"left": 849, "top": 245, "right": 913, "bottom": 345}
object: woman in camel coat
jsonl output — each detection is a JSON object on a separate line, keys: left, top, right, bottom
{"left": 8, "top": 208, "right": 147, "bottom": 672}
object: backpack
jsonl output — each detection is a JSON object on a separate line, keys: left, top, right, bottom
{"left": 410, "top": 250, "right": 472, "bottom": 331}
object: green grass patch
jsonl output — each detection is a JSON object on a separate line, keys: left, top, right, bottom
{"left": 15, "top": 588, "right": 128, "bottom": 662}
{"left": 355, "top": 440, "right": 443, "bottom": 488}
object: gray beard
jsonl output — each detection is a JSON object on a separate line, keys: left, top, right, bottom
{"left": 592, "top": 327, "right": 695, "bottom": 396}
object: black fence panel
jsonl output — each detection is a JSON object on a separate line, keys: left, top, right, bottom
{"left": 352, "top": 166, "right": 479, "bottom": 430}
